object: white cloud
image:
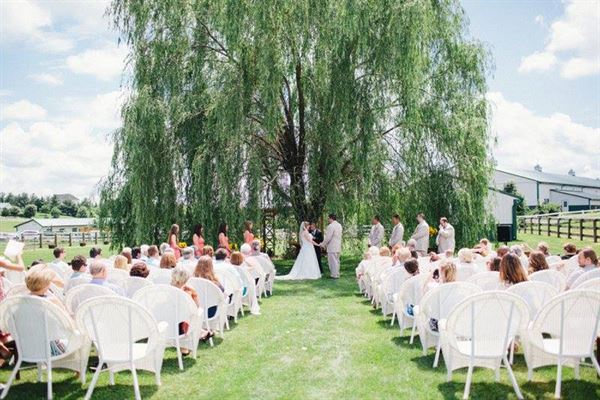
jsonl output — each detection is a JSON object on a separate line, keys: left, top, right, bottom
{"left": 519, "top": 0, "right": 599, "bottom": 79}
{"left": 488, "top": 91, "right": 600, "bottom": 179}
{"left": 29, "top": 73, "right": 63, "bottom": 86}
{"left": 1, "top": 100, "right": 48, "bottom": 121}
{"left": 0, "top": 90, "right": 11, "bottom": 98}
{"left": 534, "top": 15, "right": 545, "bottom": 26}
{"left": 66, "top": 46, "right": 127, "bottom": 81}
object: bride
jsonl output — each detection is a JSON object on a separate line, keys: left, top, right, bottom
{"left": 277, "top": 221, "right": 321, "bottom": 280}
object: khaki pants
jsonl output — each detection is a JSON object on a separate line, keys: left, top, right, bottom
{"left": 327, "top": 252, "right": 340, "bottom": 278}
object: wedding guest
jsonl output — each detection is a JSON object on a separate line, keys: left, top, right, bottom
{"left": 214, "top": 248, "right": 243, "bottom": 287}
{"left": 561, "top": 243, "right": 577, "bottom": 260}
{"left": 89, "top": 247, "right": 103, "bottom": 260}
{"left": 406, "top": 239, "right": 417, "bottom": 252}
{"left": 243, "top": 221, "right": 255, "bottom": 245}
{"left": 528, "top": 251, "right": 549, "bottom": 274}
{"left": 388, "top": 214, "right": 404, "bottom": 249}
{"left": 177, "top": 247, "right": 197, "bottom": 275}
{"left": 69, "top": 255, "right": 88, "bottom": 279}
{"left": 0, "top": 254, "right": 25, "bottom": 273}
{"left": 203, "top": 245, "right": 215, "bottom": 258}
{"left": 392, "top": 247, "right": 411, "bottom": 268}
{"left": 496, "top": 245, "right": 510, "bottom": 259}
{"left": 537, "top": 242, "right": 550, "bottom": 257}
{"left": 49, "top": 247, "right": 69, "bottom": 280}
{"left": 499, "top": 253, "right": 528, "bottom": 288}
{"left": 473, "top": 238, "right": 491, "bottom": 257}
{"left": 194, "top": 256, "right": 225, "bottom": 318}
{"left": 192, "top": 224, "right": 205, "bottom": 257}
{"left": 435, "top": 217, "right": 455, "bottom": 254}
{"left": 159, "top": 242, "right": 171, "bottom": 255}
{"left": 140, "top": 244, "right": 150, "bottom": 262}
{"left": 28, "top": 261, "right": 65, "bottom": 288}
{"left": 230, "top": 251, "right": 260, "bottom": 314}
{"left": 424, "top": 260, "right": 457, "bottom": 331}
{"left": 121, "top": 247, "right": 133, "bottom": 264}
{"left": 403, "top": 259, "right": 420, "bottom": 317}
{"left": 25, "top": 268, "right": 63, "bottom": 308}
{"left": 168, "top": 224, "right": 182, "bottom": 259}
{"left": 486, "top": 256, "right": 501, "bottom": 272}
{"left": 131, "top": 247, "right": 142, "bottom": 261}
{"left": 89, "top": 261, "right": 125, "bottom": 295}
{"left": 146, "top": 245, "right": 161, "bottom": 268}
{"left": 566, "top": 248, "right": 598, "bottom": 289}
{"left": 130, "top": 262, "right": 150, "bottom": 278}
{"left": 160, "top": 252, "right": 177, "bottom": 270}
{"left": 457, "top": 248, "right": 475, "bottom": 268}
{"left": 217, "top": 223, "right": 230, "bottom": 254}
{"left": 113, "top": 255, "right": 129, "bottom": 271}
{"left": 355, "top": 248, "right": 377, "bottom": 284}
{"left": 368, "top": 215, "right": 385, "bottom": 248}
{"left": 410, "top": 213, "right": 430, "bottom": 257}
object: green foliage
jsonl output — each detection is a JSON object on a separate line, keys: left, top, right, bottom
{"left": 50, "top": 207, "right": 61, "bottom": 218}
{"left": 3, "top": 206, "right": 22, "bottom": 217}
{"left": 76, "top": 206, "right": 91, "bottom": 218}
{"left": 102, "top": 0, "right": 493, "bottom": 249}
{"left": 502, "top": 181, "right": 526, "bottom": 215}
{"left": 22, "top": 204, "right": 37, "bottom": 218}
{"left": 528, "top": 202, "right": 562, "bottom": 216}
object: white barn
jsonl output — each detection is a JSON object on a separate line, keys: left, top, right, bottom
{"left": 493, "top": 168, "right": 600, "bottom": 210}
{"left": 14, "top": 218, "right": 97, "bottom": 234}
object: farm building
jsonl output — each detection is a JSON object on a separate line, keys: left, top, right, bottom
{"left": 493, "top": 167, "right": 600, "bottom": 210}
{"left": 488, "top": 187, "right": 519, "bottom": 241}
{"left": 14, "top": 218, "right": 96, "bottom": 234}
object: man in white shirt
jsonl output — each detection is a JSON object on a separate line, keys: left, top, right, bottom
{"left": 410, "top": 213, "right": 430, "bottom": 257}
{"left": 177, "top": 247, "right": 197, "bottom": 275}
{"left": 146, "top": 245, "right": 161, "bottom": 269}
{"left": 566, "top": 248, "right": 598, "bottom": 289}
{"left": 214, "top": 248, "right": 243, "bottom": 288}
{"left": 368, "top": 215, "right": 384, "bottom": 248}
{"left": 48, "top": 247, "right": 70, "bottom": 281}
{"left": 436, "top": 217, "right": 455, "bottom": 254}
{"left": 388, "top": 214, "right": 404, "bottom": 249}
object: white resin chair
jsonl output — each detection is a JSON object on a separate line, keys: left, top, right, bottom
{"left": 416, "top": 282, "right": 482, "bottom": 367}
{"left": 251, "top": 255, "right": 276, "bottom": 296}
{"left": 121, "top": 276, "right": 154, "bottom": 298}
{"left": 215, "top": 269, "right": 243, "bottom": 322}
{"left": 466, "top": 272, "right": 502, "bottom": 291}
{"left": 380, "top": 269, "right": 408, "bottom": 317}
{"left": 529, "top": 269, "right": 566, "bottom": 292}
{"left": 456, "top": 265, "right": 478, "bottom": 281}
{"left": 186, "top": 277, "right": 228, "bottom": 337}
{"left": 521, "top": 290, "right": 600, "bottom": 398}
{"left": 234, "top": 265, "right": 260, "bottom": 315}
{"left": 5, "top": 283, "right": 28, "bottom": 297}
{"left": 133, "top": 285, "right": 203, "bottom": 370}
{"left": 149, "top": 268, "right": 172, "bottom": 285}
{"left": 65, "top": 284, "right": 117, "bottom": 315}
{"left": 65, "top": 275, "right": 92, "bottom": 292}
{"left": 576, "top": 277, "right": 600, "bottom": 291}
{"left": 570, "top": 268, "right": 600, "bottom": 289}
{"left": 440, "top": 291, "right": 529, "bottom": 400}
{"left": 0, "top": 277, "right": 14, "bottom": 295}
{"left": 107, "top": 268, "right": 129, "bottom": 285}
{"left": 3, "top": 270, "right": 25, "bottom": 284}
{"left": 391, "top": 274, "right": 426, "bottom": 343}
{"left": 0, "top": 296, "right": 91, "bottom": 400}
{"left": 546, "top": 255, "right": 562, "bottom": 264}
{"left": 75, "top": 296, "right": 167, "bottom": 400}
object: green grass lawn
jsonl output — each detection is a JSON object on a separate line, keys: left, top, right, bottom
{"left": 0, "top": 244, "right": 116, "bottom": 267}
{"left": 1, "top": 257, "right": 599, "bottom": 399}
{"left": 0, "top": 218, "right": 24, "bottom": 233}
{"left": 508, "top": 232, "right": 599, "bottom": 254}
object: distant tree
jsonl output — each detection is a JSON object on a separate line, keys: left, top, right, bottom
{"left": 502, "top": 181, "right": 526, "bottom": 215}
{"left": 22, "top": 204, "right": 37, "bottom": 218}
{"left": 40, "top": 203, "right": 51, "bottom": 214}
{"left": 76, "top": 206, "right": 90, "bottom": 218}
{"left": 59, "top": 200, "right": 78, "bottom": 217}
{"left": 529, "top": 202, "right": 562, "bottom": 215}
{"left": 7, "top": 206, "right": 21, "bottom": 217}
{"left": 0, "top": 208, "right": 9, "bottom": 217}
{"left": 50, "top": 207, "right": 61, "bottom": 218}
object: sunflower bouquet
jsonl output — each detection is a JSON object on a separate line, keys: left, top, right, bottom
{"left": 428, "top": 226, "right": 438, "bottom": 237}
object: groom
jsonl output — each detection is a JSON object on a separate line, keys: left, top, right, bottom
{"left": 320, "top": 213, "right": 343, "bottom": 279}
{"left": 309, "top": 221, "right": 323, "bottom": 273}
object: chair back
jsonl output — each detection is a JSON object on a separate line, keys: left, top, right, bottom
{"left": 3, "top": 270, "right": 25, "bottom": 284}
{"left": 133, "top": 284, "right": 198, "bottom": 339}
{"left": 398, "top": 274, "right": 426, "bottom": 311}
{"left": 65, "top": 284, "right": 117, "bottom": 315}
{"left": 571, "top": 268, "right": 600, "bottom": 289}
{"left": 76, "top": 296, "right": 161, "bottom": 363}
{"left": 150, "top": 269, "right": 172, "bottom": 285}
{"left": 506, "top": 281, "right": 558, "bottom": 319}
{"left": 234, "top": 266, "right": 253, "bottom": 298}
{"left": 576, "top": 278, "right": 600, "bottom": 292}
{"left": 419, "top": 282, "right": 481, "bottom": 323}
{"left": 186, "top": 277, "right": 226, "bottom": 320}
{"left": 446, "top": 291, "right": 529, "bottom": 358}
{"left": 456, "top": 265, "right": 477, "bottom": 281}
{"left": 6, "top": 284, "right": 29, "bottom": 297}
{"left": 529, "top": 269, "right": 566, "bottom": 292}
{"left": 65, "top": 275, "right": 92, "bottom": 292}
{"left": 215, "top": 269, "right": 240, "bottom": 296}
{"left": 467, "top": 272, "right": 502, "bottom": 291}
{"left": 122, "top": 276, "right": 154, "bottom": 298}
{"left": 0, "top": 296, "right": 78, "bottom": 362}
{"left": 108, "top": 268, "right": 129, "bottom": 284}
{"left": 530, "top": 290, "right": 600, "bottom": 357}
{"left": 382, "top": 269, "right": 408, "bottom": 298}
{"left": 546, "top": 255, "right": 562, "bottom": 264}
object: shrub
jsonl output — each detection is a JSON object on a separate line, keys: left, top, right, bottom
{"left": 50, "top": 207, "right": 61, "bottom": 218}
{"left": 22, "top": 204, "right": 37, "bottom": 218}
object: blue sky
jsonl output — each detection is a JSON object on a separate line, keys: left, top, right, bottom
{"left": 1, "top": 0, "right": 599, "bottom": 198}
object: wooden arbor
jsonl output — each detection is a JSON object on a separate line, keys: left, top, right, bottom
{"left": 261, "top": 208, "right": 276, "bottom": 257}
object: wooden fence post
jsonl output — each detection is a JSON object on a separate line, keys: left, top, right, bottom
{"left": 537, "top": 217, "right": 541, "bottom": 235}
{"left": 580, "top": 219, "right": 584, "bottom": 241}
{"left": 39, "top": 233, "right": 42, "bottom": 249}
{"left": 594, "top": 219, "right": 598, "bottom": 243}
{"left": 567, "top": 219, "right": 572, "bottom": 239}
{"left": 69, "top": 233, "right": 72, "bottom": 247}
{"left": 54, "top": 234, "right": 57, "bottom": 247}
{"left": 557, "top": 218, "right": 561, "bottom": 238}
{"left": 547, "top": 217, "right": 551, "bottom": 236}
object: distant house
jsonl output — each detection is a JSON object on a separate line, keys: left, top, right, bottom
{"left": 14, "top": 218, "right": 96, "bottom": 234}
{"left": 54, "top": 193, "right": 79, "bottom": 203}
{"left": 0, "top": 203, "right": 11, "bottom": 210}
{"left": 493, "top": 167, "right": 600, "bottom": 210}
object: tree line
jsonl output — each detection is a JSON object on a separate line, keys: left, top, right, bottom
{"left": 0, "top": 193, "right": 97, "bottom": 219}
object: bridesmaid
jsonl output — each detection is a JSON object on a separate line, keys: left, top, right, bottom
{"left": 217, "top": 223, "right": 230, "bottom": 255}
{"left": 243, "top": 220, "right": 255, "bottom": 244}
{"left": 168, "top": 224, "right": 182, "bottom": 259}
{"left": 192, "top": 224, "right": 205, "bottom": 258}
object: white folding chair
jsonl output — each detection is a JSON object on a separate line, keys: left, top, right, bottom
{"left": 521, "top": 290, "right": 600, "bottom": 398}
{"left": 76, "top": 296, "right": 167, "bottom": 400}
{"left": 64, "top": 284, "right": 117, "bottom": 315}
{"left": 440, "top": 291, "right": 529, "bottom": 399}
{"left": 529, "top": 269, "right": 566, "bottom": 292}
{"left": 121, "top": 276, "right": 154, "bottom": 298}
{"left": 186, "top": 277, "right": 228, "bottom": 338}
{"left": 575, "top": 277, "right": 600, "bottom": 291}
{"left": 571, "top": 268, "right": 600, "bottom": 289}
{"left": 466, "top": 272, "right": 502, "bottom": 291}
{"left": 133, "top": 284, "right": 203, "bottom": 370}
{"left": 0, "top": 296, "right": 91, "bottom": 400}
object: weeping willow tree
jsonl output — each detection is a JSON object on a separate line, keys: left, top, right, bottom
{"left": 100, "top": 0, "right": 493, "bottom": 248}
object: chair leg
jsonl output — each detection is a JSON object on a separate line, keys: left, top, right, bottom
{"left": 37, "top": 363, "right": 43, "bottom": 382}
{"left": 495, "top": 367, "right": 500, "bottom": 382}
{"left": 409, "top": 320, "right": 417, "bottom": 344}
{"left": 84, "top": 360, "right": 103, "bottom": 400}
{"left": 433, "top": 341, "right": 441, "bottom": 368}
{"left": 109, "top": 370, "right": 115, "bottom": 385}
{"left": 176, "top": 343, "right": 184, "bottom": 371}
{"left": 527, "top": 367, "right": 533, "bottom": 381}
{"left": 574, "top": 362, "right": 580, "bottom": 380}
{"left": 463, "top": 363, "right": 474, "bottom": 400}
{"left": 1, "top": 358, "right": 22, "bottom": 399}
{"left": 503, "top": 356, "right": 523, "bottom": 399}
{"left": 131, "top": 364, "right": 141, "bottom": 400}
{"left": 554, "top": 358, "right": 562, "bottom": 399}
{"left": 591, "top": 352, "right": 600, "bottom": 376}
{"left": 509, "top": 340, "right": 515, "bottom": 364}
{"left": 47, "top": 359, "right": 53, "bottom": 400}
{"left": 390, "top": 312, "right": 396, "bottom": 326}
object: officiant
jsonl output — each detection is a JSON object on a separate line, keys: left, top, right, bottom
{"left": 309, "top": 221, "right": 324, "bottom": 273}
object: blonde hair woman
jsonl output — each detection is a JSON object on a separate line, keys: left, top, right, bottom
{"left": 113, "top": 255, "right": 129, "bottom": 271}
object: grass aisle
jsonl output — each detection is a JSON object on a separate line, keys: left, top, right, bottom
{"left": 1, "top": 257, "right": 599, "bottom": 399}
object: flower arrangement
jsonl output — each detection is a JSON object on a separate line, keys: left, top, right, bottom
{"left": 178, "top": 241, "right": 187, "bottom": 248}
{"left": 428, "top": 226, "right": 438, "bottom": 237}
{"left": 230, "top": 242, "right": 239, "bottom": 251}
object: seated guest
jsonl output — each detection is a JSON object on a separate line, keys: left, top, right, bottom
{"left": 486, "top": 257, "right": 501, "bottom": 272}
{"left": 496, "top": 245, "right": 510, "bottom": 259}
{"left": 89, "top": 261, "right": 124, "bottom": 295}
{"left": 457, "top": 248, "right": 476, "bottom": 269}
{"left": 230, "top": 251, "right": 260, "bottom": 315}
{"left": 499, "top": 253, "right": 528, "bottom": 288}
{"left": 131, "top": 247, "right": 142, "bottom": 260}
{"left": 28, "top": 262, "right": 64, "bottom": 288}
{"left": 473, "top": 238, "right": 491, "bottom": 257}
{"left": 510, "top": 245, "right": 529, "bottom": 269}
{"left": 537, "top": 242, "right": 550, "bottom": 257}
{"left": 177, "top": 247, "right": 197, "bottom": 274}
{"left": 202, "top": 245, "right": 215, "bottom": 258}
{"left": 214, "top": 248, "right": 243, "bottom": 288}
{"left": 25, "top": 268, "right": 64, "bottom": 308}
{"left": 160, "top": 252, "right": 177, "bottom": 270}
{"left": 159, "top": 243, "right": 171, "bottom": 255}
{"left": 130, "top": 262, "right": 150, "bottom": 278}
{"left": 406, "top": 239, "right": 417, "bottom": 253}
{"left": 240, "top": 243, "right": 265, "bottom": 282}
{"left": 140, "top": 244, "right": 150, "bottom": 262}
{"left": 528, "top": 251, "right": 549, "bottom": 274}
{"left": 113, "top": 255, "right": 129, "bottom": 271}
{"left": 146, "top": 245, "right": 161, "bottom": 268}
{"left": 121, "top": 247, "right": 133, "bottom": 264}
{"left": 0, "top": 253, "right": 25, "bottom": 274}
{"left": 392, "top": 247, "right": 411, "bottom": 268}
{"left": 403, "top": 259, "right": 420, "bottom": 316}
{"left": 194, "top": 256, "right": 225, "bottom": 318}
{"left": 566, "top": 248, "right": 598, "bottom": 289}
{"left": 69, "top": 255, "right": 88, "bottom": 279}
{"left": 423, "top": 260, "right": 457, "bottom": 331}
{"left": 561, "top": 243, "right": 577, "bottom": 260}
{"left": 49, "top": 247, "right": 70, "bottom": 279}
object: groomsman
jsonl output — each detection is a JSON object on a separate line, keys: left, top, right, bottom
{"left": 410, "top": 213, "right": 430, "bottom": 257}
{"left": 388, "top": 214, "right": 404, "bottom": 249}
{"left": 320, "top": 214, "right": 343, "bottom": 279}
{"left": 436, "top": 217, "right": 455, "bottom": 254}
{"left": 309, "top": 221, "right": 324, "bottom": 273}
{"left": 368, "top": 215, "right": 384, "bottom": 247}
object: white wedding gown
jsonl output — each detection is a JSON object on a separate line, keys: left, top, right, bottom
{"left": 277, "top": 229, "right": 321, "bottom": 280}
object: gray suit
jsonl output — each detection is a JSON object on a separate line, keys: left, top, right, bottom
{"left": 321, "top": 220, "right": 343, "bottom": 278}
{"left": 368, "top": 222, "right": 385, "bottom": 247}
{"left": 388, "top": 223, "right": 404, "bottom": 248}
{"left": 411, "top": 221, "right": 430, "bottom": 256}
